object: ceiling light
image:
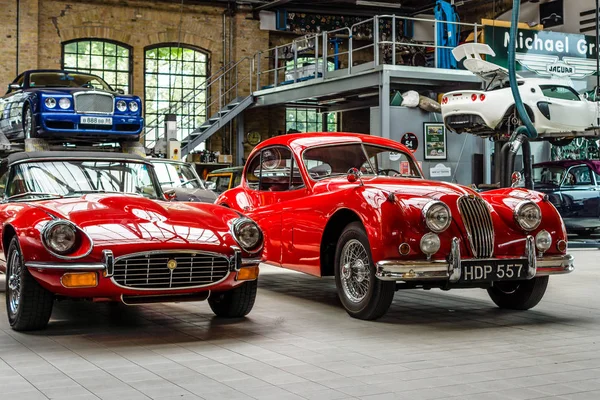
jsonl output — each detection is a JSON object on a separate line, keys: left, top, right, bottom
{"left": 356, "top": 0, "right": 402, "bottom": 8}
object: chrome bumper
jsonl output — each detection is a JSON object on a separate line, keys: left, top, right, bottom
{"left": 26, "top": 250, "right": 262, "bottom": 274}
{"left": 375, "top": 236, "right": 574, "bottom": 282}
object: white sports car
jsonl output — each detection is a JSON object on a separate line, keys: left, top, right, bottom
{"left": 441, "top": 44, "right": 600, "bottom": 142}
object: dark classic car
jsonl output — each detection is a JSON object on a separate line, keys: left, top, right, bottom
{"left": 532, "top": 160, "right": 600, "bottom": 235}
{"left": 0, "top": 151, "right": 263, "bottom": 331}
{"left": 150, "top": 158, "right": 217, "bottom": 203}
{"left": 206, "top": 166, "right": 243, "bottom": 194}
{"left": 0, "top": 70, "right": 143, "bottom": 142}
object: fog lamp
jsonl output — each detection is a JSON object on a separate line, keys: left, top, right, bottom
{"left": 420, "top": 233, "right": 440, "bottom": 259}
{"left": 535, "top": 230, "right": 552, "bottom": 254}
{"left": 237, "top": 266, "right": 259, "bottom": 281}
{"left": 61, "top": 272, "right": 97, "bottom": 288}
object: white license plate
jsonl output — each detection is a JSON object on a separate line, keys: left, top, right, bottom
{"left": 461, "top": 260, "right": 528, "bottom": 282}
{"left": 80, "top": 116, "right": 112, "bottom": 125}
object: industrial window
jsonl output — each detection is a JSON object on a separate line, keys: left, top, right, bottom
{"left": 144, "top": 44, "right": 208, "bottom": 148}
{"left": 62, "top": 39, "right": 132, "bottom": 93}
{"left": 285, "top": 108, "right": 337, "bottom": 133}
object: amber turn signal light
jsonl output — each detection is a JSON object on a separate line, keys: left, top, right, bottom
{"left": 237, "top": 266, "right": 259, "bottom": 281}
{"left": 61, "top": 272, "right": 98, "bottom": 288}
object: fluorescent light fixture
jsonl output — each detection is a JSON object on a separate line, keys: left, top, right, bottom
{"left": 356, "top": 0, "right": 402, "bottom": 8}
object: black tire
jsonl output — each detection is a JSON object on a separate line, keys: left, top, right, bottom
{"left": 5, "top": 237, "right": 54, "bottom": 331}
{"left": 334, "top": 222, "right": 395, "bottom": 320}
{"left": 549, "top": 138, "right": 574, "bottom": 147}
{"left": 487, "top": 276, "right": 549, "bottom": 310}
{"left": 22, "top": 103, "right": 36, "bottom": 140}
{"left": 208, "top": 279, "right": 257, "bottom": 317}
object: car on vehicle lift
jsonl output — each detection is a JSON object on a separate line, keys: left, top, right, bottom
{"left": 0, "top": 70, "right": 144, "bottom": 143}
{"left": 0, "top": 151, "right": 263, "bottom": 331}
{"left": 441, "top": 44, "right": 600, "bottom": 146}
{"left": 216, "top": 133, "right": 574, "bottom": 320}
{"left": 149, "top": 158, "right": 217, "bottom": 203}
{"left": 531, "top": 160, "right": 600, "bottom": 236}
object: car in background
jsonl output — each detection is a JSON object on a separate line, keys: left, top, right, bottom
{"left": 217, "top": 133, "right": 573, "bottom": 320}
{"left": 206, "top": 166, "right": 243, "bottom": 194}
{"left": 532, "top": 160, "right": 600, "bottom": 236}
{"left": 441, "top": 44, "right": 599, "bottom": 143}
{"left": 150, "top": 158, "right": 217, "bottom": 203}
{"left": 0, "top": 70, "right": 143, "bottom": 143}
{"left": 0, "top": 151, "right": 263, "bottom": 330}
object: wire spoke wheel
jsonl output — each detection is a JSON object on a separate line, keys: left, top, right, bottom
{"left": 7, "top": 250, "right": 23, "bottom": 317}
{"left": 340, "top": 239, "right": 371, "bottom": 303}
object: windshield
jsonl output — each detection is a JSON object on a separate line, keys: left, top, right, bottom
{"left": 533, "top": 166, "right": 565, "bottom": 186}
{"left": 153, "top": 161, "right": 204, "bottom": 189}
{"left": 7, "top": 160, "right": 160, "bottom": 200}
{"left": 302, "top": 143, "right": 421, "bottom": 180}
{"left": 28, "top": 72, "right": 111, "bottom": 90}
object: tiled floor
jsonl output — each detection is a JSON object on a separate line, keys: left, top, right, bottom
{"left": 0, "top": 249, "right": 599, "bottom": 400}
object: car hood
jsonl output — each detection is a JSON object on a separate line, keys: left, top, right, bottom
{"left": 166, "top": 187, "right": 218, "bottom": 203}
{"left": 31, "top": 194, "right": 233, "bottom": 248}
{"left": 24, "top": 87, "right": 136, "bottom": 98}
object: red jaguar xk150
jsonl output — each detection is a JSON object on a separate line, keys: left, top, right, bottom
{"left": 217, "top": 133, "right": 574, "bottom": 320}
{"left": 0, "top": 151, "right": 263, "bottom": 330}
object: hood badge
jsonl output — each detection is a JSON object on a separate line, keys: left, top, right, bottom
{"left": 167, "top": 259, "right": 177, "bottom": 271}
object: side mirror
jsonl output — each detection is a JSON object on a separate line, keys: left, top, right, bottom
{"left": 163, "top": 188, "right": 176, "bottom": 201}
{"left": 115, "top": 88, "right": 125, "bottom": 94}
{"left": 8, "top": 83, "right": 20, "bottom": 91}
{"left": 347, "top": 168, "right": 363, "bottom": 186}
{"left": 511, "top": 171, "right": 522, "bottom": 188}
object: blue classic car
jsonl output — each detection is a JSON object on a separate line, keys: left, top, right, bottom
{"left": 532, "top": 160, "right": 600, "bottom": 236}
{"left": 0, "top": 70, "right": 143, "bottom": 142}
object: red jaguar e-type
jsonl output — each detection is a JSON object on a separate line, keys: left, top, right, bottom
{"left": 217, "top": 133, "right": 574, "bottom": 320}
{"left": 0, "top": 151, "right": 263, "bottom": 330}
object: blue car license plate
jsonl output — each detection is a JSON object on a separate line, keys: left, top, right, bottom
{"left": 461, "top": 259, "right": 528, "bottom": 282}
{"left": 80, "top": 116, "right": 112, "bottom": 125}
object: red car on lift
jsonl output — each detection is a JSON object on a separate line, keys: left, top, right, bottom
{"left": 0, "top": 151, "right": 263, "bottom": 331}
{"left": 217, "top": 133, "right": 574, "bottom": 320}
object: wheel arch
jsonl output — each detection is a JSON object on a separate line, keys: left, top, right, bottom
{"left": 2, "top": 223, "right": 17, "bottom": 257}
{"left": 497, "top": 103, "right": 536, "bottom": 129}
{"left": 319, "top": 208, "right": 364, "bottom": 277}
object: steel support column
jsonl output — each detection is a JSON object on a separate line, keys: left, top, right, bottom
{"left": 379, "top": 70, "right": 391, "bottom": 139}
{"left": 236, "top": 112, "right": 245, "bottom": 166}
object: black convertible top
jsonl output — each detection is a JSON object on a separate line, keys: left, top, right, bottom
{"left": 5, "top": 151, "right": 148, "bottom": 165}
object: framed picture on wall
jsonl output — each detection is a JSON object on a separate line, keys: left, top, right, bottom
{"left": 423, "top": 123, "right": 447, "bottom": 160}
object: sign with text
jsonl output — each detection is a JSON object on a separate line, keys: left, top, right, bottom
{"left": 400, "top": 132, "right": 418, "bottom": 153}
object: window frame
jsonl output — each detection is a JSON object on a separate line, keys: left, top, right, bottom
{"left": 285, "top": 108, "right": 337, "bottom": 133}
{"left": 562, "top": 165, "right": 593, "bottom": 186}
{"left": 539, "top": 84, "right": 581, "bottom": 102}
{"left": 143, "top": 43, "right": 210, "bottom": 147}
{"left": 61, "top": 38, "right": 133, "bottom": 94}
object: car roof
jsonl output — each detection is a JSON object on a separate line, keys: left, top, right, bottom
{"left": 6, "top": 151, "right": 149, "bottom": 165}
{"left": 534, "top": 160, "right": 600, "bottom": 175}
{"left": 208, "top": 166, "right": 243, "bottom": 174}
{"left": 148, "top": 158, "right": 189, "bottom": 166}
{"left": 252, "top": 132, "right": 412, "bottom": 154}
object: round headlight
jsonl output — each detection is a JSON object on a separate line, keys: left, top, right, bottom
{"left": 129, "top": 101, "right": 139, "bottom": 112}
{"left": 116, "top": 100, "right": 127, "bottom": 112}
{"left": 423, "top": 201, "right": 452, "bottom": 233}
{"left": 45, "top": 97, "right": 56, "bottom": 109}
{"left": 59, "top": 97, "right": 71, "bottom": 109}
{"left": 514, "top": 201, "right": 542, "bottom": 231}
{"left": 232, "top": 218, "right": 263, "bottom": 252}
{"left": 535, "top": 230, "right": 552, "bottom": 253}
{"left": 43, "top": 221, "right": 79, "bottom": 255}
{"left": 420, "top": 233, "right": 440, "bottom": 257}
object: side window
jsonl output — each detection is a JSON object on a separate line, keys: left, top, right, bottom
{"left": 245, "top": 147, "right": 304, "bottom": 192}
{"left": 0, "top": 166, "right": 8, "bottom": 197}
{"left": 595, "top": 171, "right": 600, "bottom": 186}
{"left": 565, "top": 166, "right": 592, "bottom": 186}
{"left": 540, "top": 85, "right": 580, "bottom": 101}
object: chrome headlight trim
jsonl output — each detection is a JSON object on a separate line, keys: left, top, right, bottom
{"left": 44, "top": 97, "right": 56, "bottom": 109}
{"left": 40, "top": 219, "right": 93, "bottom": 260}
{"left": 231, "top": 218, "right": 264, "bottom": 254}
{"left": 58, "top": 97, "right": 71, "bottom": 109}
{"left": 514, "top": 200, "right": 542, "bottom": 232}
{"left": 422, "top": 200, "right": 452, "bottom": 233}
{"left": 116, "top": 100, "right": 127, "bottom": 112}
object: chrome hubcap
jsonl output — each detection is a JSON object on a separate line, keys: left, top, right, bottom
{"left": 7, "top": 251, "right": 22, "bottom": 315}
{"left": 340, "top": 239, "right": 371, "bottom": 303}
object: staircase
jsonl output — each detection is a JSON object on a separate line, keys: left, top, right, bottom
{"left": 161, "top": 57, "right": 255, "bottom": 157}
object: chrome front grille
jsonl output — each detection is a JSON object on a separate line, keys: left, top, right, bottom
{"left": 457, "top": 195, "right": 494, "bottom": 258}
{"left": 74, "top": 92, "right": 114, "bottom": 114}
{"left": 112, "top": 252, "right": 230, "bottom": 289}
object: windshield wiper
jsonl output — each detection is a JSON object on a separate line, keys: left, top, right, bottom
{"left": 8, "top": 192, "right": 64, "bottom": 200}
